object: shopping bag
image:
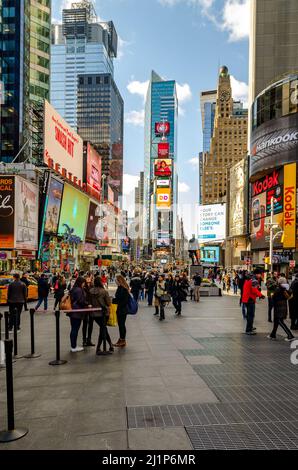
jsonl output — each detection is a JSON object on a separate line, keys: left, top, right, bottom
{"left": 107, "top": 304, "right": 118, "bottom": 327}
{"left": 60, "top": 294, "right": 72, "bottom": 311}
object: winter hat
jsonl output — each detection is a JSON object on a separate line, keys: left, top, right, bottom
{"left": 278, "top": 277, "right": 287, "bottom": 285}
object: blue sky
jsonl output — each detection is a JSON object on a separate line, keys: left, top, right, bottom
{"left": 54, "top": 0, "right": 250, "bottom": 236}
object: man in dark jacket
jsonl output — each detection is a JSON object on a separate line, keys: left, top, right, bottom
{"left": 8, "top": 273, "right": 27, "bottom": 331}
{"left": 130, "top": 272, "right": 142, "bottom": 302}
{"left": 35, "top": 274, "right": 50, "bottom": 311}
{"left": 145, "top": 273, "right": 156, "bottom": 306}
{"left": 289, "top": 273, "right": 298, "bottom": 330}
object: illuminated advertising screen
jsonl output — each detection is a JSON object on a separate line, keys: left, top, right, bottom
{"left": 158, "top": 143, "right": 170, "bottom": 158}
{"left": 0, "top": 176, "right": 15, "bottom": 248}
{"left": 229, "top": 160, "right": 248, "bottom": 237}
{"left": 156, "top": 188, "right": 171, "bottom": 208}
{"left": 199, "top": 204, "right": 226, "bottom": 242}
{"left": 155, "top": 122, "right": 170, "bottom": 136}
{"left": 121, "top": 237, "right": 131, "bottom": 252}
{"left": 86, "top": 201, "right": 104, "bottom": 242}
{"left": 154, "top": 159, "right": 172, "bottom": 177}
{"left": 44, "top": 100, "right": 83, "bottom": 182}
{"left": 158, "top": 211, "right": 171, "bottom": 233}
{"left": 156, "top": 178, "right": 170, "bottom": 188}
{"left": 58, "top": 184, "right": 89, "bottom": 240}
{"left": 200, "top": 246, "right": 220, "bottom": 264}
{"left": 157, "top": 236, "right": 170, "bottom": 248}
{"left": 44, "top": 177, "right": 64, "bottom": 234}
{"left": 15, "top": 177, "right": 39, "bottom": 250}
{"left": 85, "top": 143, "right": 101, "bottom": 200}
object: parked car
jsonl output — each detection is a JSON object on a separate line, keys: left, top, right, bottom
{"left": 0, "top": 276, "right": 38, "bottom": 305}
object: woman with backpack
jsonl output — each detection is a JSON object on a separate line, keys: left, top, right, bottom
{"left": 268, "top": 277, "right": 296, "bottom": 342}
{"left": 69, "top": 277, "right": 89, "bottom": 353}
{"left": 89, "top": 277, "right": 113, "bottom": 355}
{"left": 113, "top": 274, "right": 130, "bottom": 348}
{"left": 54, "top": 274, "right": 67, "bottom": 310}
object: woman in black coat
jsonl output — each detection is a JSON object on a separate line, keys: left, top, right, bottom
{"left": 268, "top": 277, "right": 295, "bottom": 341}
{"left": 113, "top": 275, "right": 130, "bottom": 348}
{"left": 69, "top": 277, "right": 88, "bottom": 352}
{"left": 171, "top": 275, "right": 184, "bottom": 316}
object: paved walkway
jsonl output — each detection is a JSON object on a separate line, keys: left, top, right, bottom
{"left": 0, "top": 291, "right": 297, "bottom": 450}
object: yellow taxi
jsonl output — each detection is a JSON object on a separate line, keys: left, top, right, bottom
{"left": 0, "top": 276, "right": 39, "bottom": 305}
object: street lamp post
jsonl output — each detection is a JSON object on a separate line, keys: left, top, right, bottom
{"left": 269, "top": 196, "right": 275, "bottom": 273}
{"left": 99, "top": 174, "right": 107, "bottom": 275}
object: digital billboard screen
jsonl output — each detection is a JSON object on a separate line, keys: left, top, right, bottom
{"left": 85, "top": 143, "right": 101, "bottom": 200}
{"left": 156, "top": 188, "right": 171, "bottom": 208}
{"left": 0, "top": 176, "right": 15, "bottom": 249}
{"left": 86, "top": 201, "right": 103, "bottom": 242}
{"left": 44, "top": 177, "right": 64, "bottom": 234}
{"left": 200, "top": 246, "right": 220, "bottom": 264}
{"left": 155, "top": 122, "right": 170, "bottom": 136}
{"left": 198, "top": 204, "right": 226, "bottom": 242}
{"left": 154, "top": 159, "right": 172, "bottom": 177}
{"left": 158, "top": 143, "right": 170, "bottom": 158}
{"left": 15, "top": 177, "right": 39, "bottom": 250}
{"left": 121, "top": 237, "right": 131, "bottom": 252}
{"left": 58, "top": 184, "right": 89, "bottom": 240}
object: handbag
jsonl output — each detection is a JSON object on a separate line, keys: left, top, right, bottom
{"left": 60, "top": 293, "right": 72, "bottom": 311}
{"left": 107, "top": 304, "right": 118, "bottom": 327}
{"left": 160, "top": 293, "right": 171, "bottom": 303}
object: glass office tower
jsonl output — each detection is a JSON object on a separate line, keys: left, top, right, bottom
{"left": 77, "top": 73, "right": 124, "bottom": 202}
{"left": 0, "top": 0, "right": 51, "bottom": 163}
{"left": 200, "top": 90, "right": 217, "bottom": 153}
{"left": 143, "top": 71, "right": 178, "bottom": 259}
{"left": 51, "top": 1, "right": 116, "bottom": 130}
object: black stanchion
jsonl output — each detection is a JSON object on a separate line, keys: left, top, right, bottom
{"left": 24, "top": 309, "right": 41, "bottom": 359}
{"left": 4, "top": 311, "right": 9, "bottom": 340}
{"left": 0, "top": 313, "right": 5, "bottom": 369}
{"left": 0, "top": 339, "right": 28, "bottom": 442}
{"left": 13, "top": 308, "right": 23, "bottom": 360}
{"left": 49, "top": 311, "right": 67, "bottom": 366}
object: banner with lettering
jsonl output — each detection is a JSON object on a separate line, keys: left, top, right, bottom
{"left": 283, "top": 163, "right": 297, "bottom": 249}
{"left": 0, "top": 176, "right": 15, "bottom": 248}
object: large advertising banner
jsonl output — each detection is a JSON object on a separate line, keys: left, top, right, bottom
{"left": 154, "top": 159, "right": 172, "bottom": 177}
{"left": 0, "top": 176, "right": 15, "bottom": 248}
{"left": 198, "top": 204, "right": 226, "bottom": 242}
{"left": 15, "top": 177, "right": 39, "bottom": 250}
{"left": 44, "top": 100, "right": 83, "bottom": 182}
{"left": 229, "top": 160, "right": 248, "bottom": 237}
{"left": 58, "top": 184, "right": 89, "bottom": 240}
{"left": 283, "top": 163, "right": 297, "bottom": 248}
{"left": 44, "top": 177, "right": 64, "bottom": 234}
{"left": 85, "top": 143, "right": 101, "bottom": 200}
{"left": 251, "top": 113, "right": 298, "bottom": 177}
{"left": 86, "top": 201, "right": 103, "bottom": 242}
{"left": 200, "top": 246, "right": 220, "bottom": 264}
{"left": 158, "top": 143, "right": 170, "bottom": 158}
{"left": 156, "top": 188, "right": 171, "bottom": 208}
{"left": 155, "top": 122, "right": 170, "bottom": 136}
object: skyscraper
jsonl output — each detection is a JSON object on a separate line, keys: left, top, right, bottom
{"left": 200, "top": 90, "right": 217, "bottom": 153}
{"left": 51, "top": 0, "right": 117, "bottom": 129}
{"left": 77, "top": 73, "right": 124, "bottom": 202}
{"left": 143, "top": 71, "right": 178, "bottom": 260}
{"left": 0, "top": 0, "right": 51, "bottom": 163}
{"left": 201, "top": 66, "right": 248, "bottom": 205}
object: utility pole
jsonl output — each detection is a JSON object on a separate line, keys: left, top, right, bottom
{"left": 99, "top": 174, "right": 107, "bottom": 275}
{"left": 269, "top": 196, "right": 275, "bottom": 273}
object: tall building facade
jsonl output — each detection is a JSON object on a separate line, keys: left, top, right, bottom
{"left": 143, "top": 71, "right": 178, "bottom": 260}
{"left": 201, "top": 66, "right": 248, "bottom": 205}
{"left": 77, "top": 73, "right": 124, "bottom": 202}
{"left": 0, "top": 0, "right": 51, "bottom": 163}
{"left": 249, "top": 0, "right": 298, "bottom": 271}
{"left": 131, "top": 172, "right": 144, "bottom": 261}
{"left": 200, "top": 90, "right": 217, "bottom": 153}
{"left": 51, "top": 0, "right": 117, "bottom": 129}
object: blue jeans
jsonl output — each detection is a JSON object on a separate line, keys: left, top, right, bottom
{"left": 35, "top": 296, "right": 48, "bottom": 311}
{"left": 241, "top": 302, "right": 247, "bottom": 319}
{"left": 245, "top": 302, "right": 255, "bottom": 333}
{"left": 70, "top": 317, "right": 82, "bottom": 349}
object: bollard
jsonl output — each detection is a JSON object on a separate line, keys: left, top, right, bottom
{"left": 13, "top": 308, "right": 23, "bottom": 360}
{"left": 0, "top": 339, "right": 28, "bottom": 442}
{"left": 0, "top": 313, "right": 5, "bottom": 369}
{"left": 4, "top": 311, "right": 9, "bottom": 340}
{"left": 49, "top": 311, "right": 67, "bottom": 366}
{"left": 24, "top": 309, "right": 41, "bottom": 359}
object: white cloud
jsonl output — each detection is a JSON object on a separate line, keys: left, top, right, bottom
{"left": 230, "top": 75, "right": 249, "bottom": 107}
{"left": 222, "top": 0, "right": 250, "bottom": 41}
{"left": 127, "top": 80, "right": 149, "bottom": 102}
{"left": 123, "top": 174, "right": 140, "bottom": 196}
{"left": 188, "top": 157, "right": 199, "bottom": 167}
{"left": 125, "top": 110, "right": 145, "bottom": 127}
{"left": 118, "top": 36, "right": 130, "bottom": 60}
{"left": 178, "top": 182, "right": 191, "bottom": 193}
{"left": 176, "top": 83, "right": 192, "bottom": 103}
{"left": 159, "top": 0, "right": 214, "bottom": 9}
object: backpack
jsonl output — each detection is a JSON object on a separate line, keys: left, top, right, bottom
{"left": 127, "top": 294, "right": 138, "bottom": 315}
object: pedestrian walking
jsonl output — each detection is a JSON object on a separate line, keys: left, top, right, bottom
{"left": 225, "top": 274, "right": 231, "bottom": 294}
{"left": 69, "top": 277, "right": 89, "bottom": 353}
{"left": 266, "top": 273, "right": 277, "bottom": 323}
{"left": 113, "top": 275, "right": 130, "bottom": 348}
{"left": 193, "top": 272, "right": 202, "bottom": 302}
{"left": 238, "top": 271, "right": 247, "bottom": 319}
{"left": 89, "top": 277, "right": 113, "bottom": 355}
{"left": 268, "top": 277, "right": 295, "bottom": 341}
{"left": 232, "top": 273, "right": 239, "bottom": 295}
{"left": 242, "top": 273, "right": 265, "bottom": 335}
{"left": 8, "top": 273, "right": 27, "bottom": 331}
{"left": 154, "top": 275, "right": 167, "bottom": 321}
{"left": 130, "top": 271, "right": 142, "bottom": 302}
{"left": 82, "top": 273, "right": 95, "bottom": 347}
{"left": 171, "top": 275, "right": 184, "bottom": 316}
{"left": 145, "top": 272, "right": 156, "bottom": 306}
{"left": 289, "top": 273, "right": 298, "bottom": 330}
{"left": 53, "top": 274, "right": 67, "bottom": 310}
{"left": 20, "top": 272, "right": 30, "bottom": 311}
{"left": 35, "top": 274, "right": 50, "bottom": 311}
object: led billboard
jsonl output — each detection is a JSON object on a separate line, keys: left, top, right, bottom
{"left": 0, "top": 176, "right": 15, "bottom": 248}
{"left": 44, "top": 177, "right": 64, "bottom": 234}
{"left": 156, "top": 188, "right": 171, "bottom": 208}
{"left": 154, "top": 159, "right": 172, "bottom": 177}
{"left": 155, "top": 122, "right": 170, "bottom": 136}
{"left": 158, "top": 143, "right": 170, "bottom": 158}
{"left": 15, "top": 177, "right": 39, "bottom": 250}
{"left": 198, "top": 204, "right": 226, "bottom": 242}
{"left": 58, "top": 184, "right": 89, "bottom": 241}
{"left": 84, "top": 143, "right": 101, "bottom": 200}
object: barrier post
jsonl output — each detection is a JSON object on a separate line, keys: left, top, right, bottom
{"left": 24, "top": 309, "right": 41, "bottom": 359}
{"left": 0, "top": 313, "right": 5, "bottom": 368}
{"left": 49, "top": 310, "right": 67, "bottom": 366}
{"left": 0, "top": 339, "right": 28, "bottom": 442}
{"left": 4, "top": 311, "right": 9, "bottom": 340}
{"left": 13, "top": 308, "right": 23, "bottom": 359}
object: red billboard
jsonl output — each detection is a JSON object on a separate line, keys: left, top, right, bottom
{"left": 158, "top": 143, "right": 170, "bottom": 158}
{"left": 155, "top": 122, "right": 170, "bottom": 136}
{"left": 154, "top": 159, "right": 172, "bottom": 177}
{"left": 84, "top": 143, "right": 101, "bottom": 200}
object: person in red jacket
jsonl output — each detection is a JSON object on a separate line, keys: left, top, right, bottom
{"left": 242, "top": 273, "right": 265, "bottom": 335}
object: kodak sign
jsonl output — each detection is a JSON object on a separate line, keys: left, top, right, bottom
{"left": 283, "top": 163, "right": 297, "bottom": 248}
